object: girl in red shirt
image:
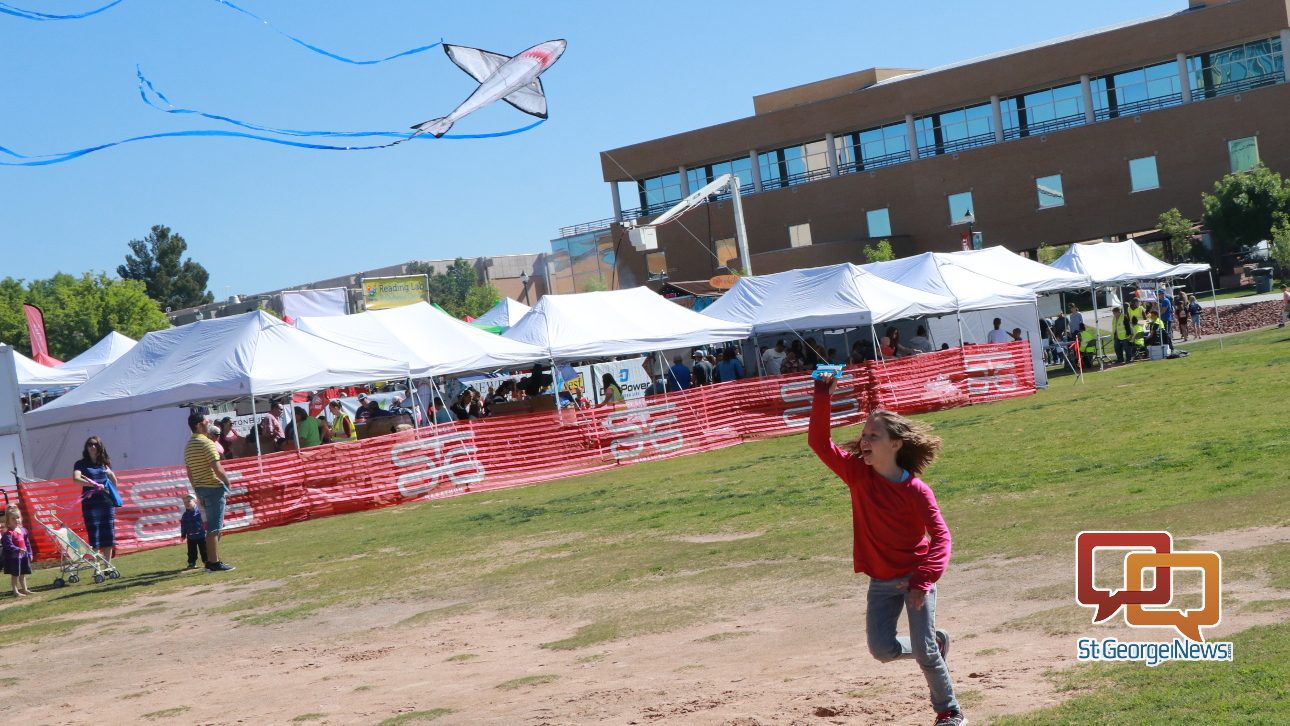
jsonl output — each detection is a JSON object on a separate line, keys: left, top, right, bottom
{"left": 3, "top": 506, "right": 35, "bottom": 597}
{"left": 809, "top": 373, "right": 965, "bottom": 726}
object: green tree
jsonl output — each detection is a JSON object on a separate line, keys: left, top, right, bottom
{"left": 1271, "top": 213, "right": 1290, "bottom": 277}
{"left": 412, "top": 258, "right": 484, "bottom": 318}
{"left": 580, "top": 276, "right": 609, "bottom": 292}
{"left": 862, "top": 239, "right": 895, "bottom": 263}
{"left": 1, "top": 273, "right": 169, "bottom": 359}
{"left": 1036, "top": 243, "right": 1069, "bottom": 264}
{"left": 462, "top": 283, "right": 501, "bottom": 318}
{"left": 1201, "top": 165, "right": 1290, "bottom": 251}
{"left": 118, "top": 225, "right": 214, "bottom": 311}
{"left": 1157, "top": 208, "right": 1197, "bottom": 263}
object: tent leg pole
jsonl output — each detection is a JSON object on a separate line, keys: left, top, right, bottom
{"left": 1091, "top": 285, "right": 1103, "bottom": 372}
{"left": 290, "top": 393, "right": 302, "bottom": 452}
{"left": 406, "top": 377, "right": 423, "bottom": 439}
{"left": 250, "top": 394, "right": 263, "bottom": 475}
{"left": 1208, "top": 270, "right": 1223, "bottom": 351}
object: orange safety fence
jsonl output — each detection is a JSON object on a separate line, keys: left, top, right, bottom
{"left": 16, "top": 342, "right": 1034, "bottom": 561}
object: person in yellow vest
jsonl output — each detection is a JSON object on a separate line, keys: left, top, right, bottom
{"left": 1111, "top": 307, "right": 1132, "bottom": 365}
{"left": 1077, "top": 323, "right": 1098, "bottom": 368}
{"left": 327, "top": 399, "right": 357, "bottom": 441}
{"left": 1145, "top": 311, "right": 1167, "bottom": 349}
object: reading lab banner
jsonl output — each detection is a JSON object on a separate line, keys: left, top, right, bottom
{"left": 363, "top": 274, "right": 430, "bottom": 310}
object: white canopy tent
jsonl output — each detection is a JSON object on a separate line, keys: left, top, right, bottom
{"left": 23, "top": 311, "right": 411, "bottom": 478}
{"left": 60, "top": 331, "right": 137, "bottom": 377}
{"left": 945, "top": 246, "right": 1089, "bottom": 294}
{"left": 1049, "top": 240, "right": 1208, "bottom": 284}
{"left": 701, "top": 263, "right": 957, "bottom": 335}
{"left": 472, "top": 298, "right": 531, "bottom": 330}
{"left": 861, "top": 253, "right": 1046, "bottom": 385}
{"left": 503, "top": 286, "right": 752, "bottom": 360}
{"left": 296, "top": 301, "right": 548, "bottom": 377}
{"left": 9, "top": 347, "right": 88, "bottom": 392}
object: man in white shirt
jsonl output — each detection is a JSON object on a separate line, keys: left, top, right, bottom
{"left": 760, "top": 340, "right": 787, "bottom": 375}
{"left": 907, "top": 325, "right": 934, "bottom": 354}
{"left": 986, "top": 318, "right": 1011, "bottom": 344}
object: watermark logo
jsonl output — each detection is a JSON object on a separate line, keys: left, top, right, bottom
{"left": 1074, "top": 531, "right": 1233, "bottom": 666}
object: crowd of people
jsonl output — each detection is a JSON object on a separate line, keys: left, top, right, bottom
{"left": 1041, "top": 287, "right": 1205, "bottom": 368}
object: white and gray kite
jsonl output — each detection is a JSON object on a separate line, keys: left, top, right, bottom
{"left": 411, "top": 39, "right": 567, "bottom": 139}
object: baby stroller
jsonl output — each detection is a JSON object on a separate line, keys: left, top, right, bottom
{"left": 34, "top": 513, "right": 120, "bottom": 587}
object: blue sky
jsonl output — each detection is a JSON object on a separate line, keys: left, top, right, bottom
{"left": 0, "top": 0, "right": 1182, "bottom": 297}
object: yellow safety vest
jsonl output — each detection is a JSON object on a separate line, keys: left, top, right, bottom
{"left": 1112, "top": 316, "right": 1130, "bottom": 341}
{"left": 1079, "top": 328, "right": 1098, "bottom": 353}
{"left": 332, "top": 412, "right": 357, "bottom": 440}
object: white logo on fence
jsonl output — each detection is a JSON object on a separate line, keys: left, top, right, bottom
{"left": 924, "top": 375, "right": 966, "bottom": 405}
{"left": 780, "top": 378, "right": 860, "bottom": 427}
{"left": 603, "top": 402, "right": 684, "bottom": 461}
{"left": 391, "top": 431, "right": 485, "bottom": 497}
{"left": 129, "top": 470, "right": 254, "bottom": 543}
{"left": 964, "top": 352, "right": 1018, "bottom": 395}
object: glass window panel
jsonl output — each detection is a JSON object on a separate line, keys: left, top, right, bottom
{"left": 758, "top": 150, "right": 784, "bottom": 188}
{"left": 1036, "top": 174, "right": 1065, "bottom": 208}
{"left": 867, "top": 208, "right": 892, "bottom": 238}
{"left": 1228, "top": 137, "right": 1259, "bottom": 173}
{"left": 715, "top": 238, "right": 738, "bottom": 269}
{"left": 789, "top": 223, "right": 812, "bottom": 247}
{"left": 640, "top": 172, "right": 682, "bottom": 211}
{"left": 1129, "top": 156, "right": 1159, "bottom": 192}
{"left": 686, "top": 167, "right": 708, "bottom": 194}
{"left": 646, "top": 251, "right": 668, "bottom": 281}
{"left": 914, "top": 116, "right": 935, "bottom": 151}
{"left": 947, "top": 192, "right": 974, "bottom": 225}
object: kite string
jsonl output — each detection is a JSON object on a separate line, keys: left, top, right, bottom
{"left": 2, "top": 0, "right": 442, "bottom": 66}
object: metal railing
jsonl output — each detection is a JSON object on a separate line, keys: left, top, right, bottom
{"left": 1002, "top": 111, "right": 1087, "bottom": 140}
{"left": 1094, "top": 91, "right": 1183, "bottom": 121}
{"left": 1201, "top": 72, "right": 1282, "bottom": 98}
{"left": 917, "top": 130, "right": 997, "bottom": 157}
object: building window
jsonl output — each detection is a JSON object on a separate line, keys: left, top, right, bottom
{"left": 837, "top": 121, "right": 911, "bottom": 172}
{"left": 916, "top": 102, "right": 995, "bottom": 156}
{"left": 1004, "top": 82, "right": 1085, "bottom": 139}
{"left": 1036, "top": 174, "right": 1065, "bottom": 208}
{"left": 866, "top": 208, "right": 892, "bottom": 238}
{"left": 1096, "top": 60, "right": 1184, "bottom": 120}
{"left": 788, "top": 223, "right": 813, "bottom": 247}
{"left": 715, "top": 238, "right": 739, "bottom": 269}
{"left": 947, "top": 192, "right": 974, "bottom": 225}
{"left": 1128, "top": 156, "right": 1159, "bottom": 192}
{"left": 759, "top": 141, "right": 830, "bottom": 190}
{"left": 1228, "top": 137, "right": 1260, "bottom": 173}
{"left": 1190, "top": 37, "right": 1284, "bottom": 98}
{"left": 686, "top": 157, "right": 754, "bottom": 198}
{"left": 646, "top": 250, "right": 668, "bottom": 281}
{"left": 638, "top": 172, "right": 682, "bottom": 215}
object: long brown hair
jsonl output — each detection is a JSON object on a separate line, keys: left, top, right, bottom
{"left": 82, "top": 436, "right": 111, "bottom": 467}
{"left": 843, "top": 409, "right": 941, "bottom": 476}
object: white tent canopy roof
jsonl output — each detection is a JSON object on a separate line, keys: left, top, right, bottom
{"left": 503, "top": 286, "right": 752, "bottom": 359}
{"left": 9, "top": 347, "right": 88, "bottom": 392}
{"left": 473, "top": 297, "right": 531, "bottom": 328}
{"left": 861, "top": 252, "right": 1038, "bottom": 311}
{"left": 701, "top": 263, "right": 957, "bottom": 335}
{"left": 61, "top": 331, "right": 137, "bottom": 376}
{"left": 944, "top": 246, "right": 1090, "bottom": 293}
{"left": 1049, "top": 240, "right": 1209, "bottom": 285}
{"left": 297, "top": 301, "right": 547, "bottom": 377}
{"left": 26, "top": 311, "right": 410, "bottom": 428}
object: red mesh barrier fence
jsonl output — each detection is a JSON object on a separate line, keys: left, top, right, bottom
{"left": 17, "top": 342, "right": 1034, "bottom": 561}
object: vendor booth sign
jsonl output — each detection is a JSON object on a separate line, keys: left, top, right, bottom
{"left": 363, "top": 275, "right": 430, "bottom": 310}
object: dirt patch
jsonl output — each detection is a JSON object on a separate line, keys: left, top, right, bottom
{"left": 6, "top": 526, "right": 1287, "bottom": 725}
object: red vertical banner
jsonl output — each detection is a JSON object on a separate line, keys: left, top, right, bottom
{"left": 23, "top": 303, "right": 52, "bottom": 363}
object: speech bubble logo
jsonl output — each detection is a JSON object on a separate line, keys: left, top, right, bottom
{"left": 1124, "top": 551, "right": 1222, "bottom": 642}
{"left": 1076, "top": 531, "right": 1173, "bottom": 622}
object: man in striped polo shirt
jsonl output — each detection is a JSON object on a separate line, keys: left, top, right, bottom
{"left": 184, "top": 412, "right": 235, "bottom": 572}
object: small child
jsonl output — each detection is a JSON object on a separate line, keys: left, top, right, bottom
{"left": 180, "top": 494, "right": 208, "bottom": 570}
{"left": 809, "top": 373, "right": 966, "bottom": 726}
{"left": 3, "top": 506, "right": 34, "bottom": 597}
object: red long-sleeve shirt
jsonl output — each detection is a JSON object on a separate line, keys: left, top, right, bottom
{"left": 808, "top": 382, "right": 951, "bottom": 591}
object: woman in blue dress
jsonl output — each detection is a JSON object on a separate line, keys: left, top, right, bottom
{"left": 72, "top": 436, "right": 120, "bottom": 562}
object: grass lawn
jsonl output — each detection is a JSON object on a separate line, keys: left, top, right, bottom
{"left": 3, "top": 326, "right": 1288, "bottom": 722}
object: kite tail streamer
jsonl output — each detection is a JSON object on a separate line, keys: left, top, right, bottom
{"left": 0, "top": 0, "right": 121, "bottom": 20}
{"left": 0, "top": 121, "right": 546, "bottom": 167}
{"left": 3, "top": 0, "right": 441, "bottom": 65}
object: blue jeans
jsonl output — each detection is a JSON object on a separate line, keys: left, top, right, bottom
{"left": 866, "top": 575, "right": 958, "bottom": 713}
{"left": 1114, "top": 338, "right": 1131, "bottom": 364}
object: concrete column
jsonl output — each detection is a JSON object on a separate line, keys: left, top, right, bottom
{"left": 905, "top": 114, "right": 919, "bottom": 160}
{"left": 824, "top": 132, "right": 839, "bottom": 177}
{"left": 750, "top": 150, "right": 762, "bottom": 193}
{"left": 1283, "top": 30, "right": 1290, "bottom": 83}
{"left": 990, "top": 95, "right": 1004, "bottom": 143}
{"left": 1080, "top": 75, "right": 1095, "bottom": 124}
{"left": 610, "top": 182, "right": 622, "bottom": 222}
{"left": 1176, "top": 53, "right": 1193, "bottom": 104}
{"left": 677, "top": 166, "right": 689, "bottom": 196}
